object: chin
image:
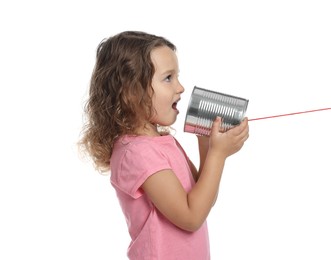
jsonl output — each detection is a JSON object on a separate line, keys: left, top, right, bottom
{"left": 158, "top": 119, "right": 176, "bottom": 127}
{"left": 154, "top": 113, "right": 178, "bottom": 126}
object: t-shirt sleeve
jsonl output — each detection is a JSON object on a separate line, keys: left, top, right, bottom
{"left": 114, "top": 141, "right": 171, "bottom": 199}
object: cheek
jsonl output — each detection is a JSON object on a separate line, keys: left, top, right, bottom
{"left": 160, "top": 98, "right": 172, "bottom": 112}
{"left": 153, "top": 94, "right": 168, "bottom": 110}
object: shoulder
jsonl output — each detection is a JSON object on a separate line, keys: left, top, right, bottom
{"left": 112, "top": 135, "right": 177, "bottom": 171}
{"left": 110, "top": 135, "right": 174, "bottom": 198}
{"left": 115, "top": 134, "right": 176, "bottom": 152}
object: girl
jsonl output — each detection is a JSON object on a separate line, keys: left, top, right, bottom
{"left": 79, "top": 31, "right": 249, "bottom": 259}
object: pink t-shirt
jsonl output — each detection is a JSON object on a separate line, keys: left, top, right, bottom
{"left": 110, "top": 135, "right": 210, "bottom": 260}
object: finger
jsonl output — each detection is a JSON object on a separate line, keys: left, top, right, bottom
{"left": 230, "top": 123, "right": 249, "bottom": 145}
{"left": 237, "top": 124, "right": 250, "bottom": 143}
{"left": 237, "top": 120, "right": 249, "bottom": 139}
{"left": 228, "top": 118, "right": 248, "bottom": 136}
{"left": 210, "top": 116, "right": 222, "bottom": 136}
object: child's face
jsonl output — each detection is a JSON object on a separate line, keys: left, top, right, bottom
{"left": 150, "top": 46, "right": 185, "bottom": 127}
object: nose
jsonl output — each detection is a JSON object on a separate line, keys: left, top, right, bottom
{"left": 177, "top": 81, "right": 185, "bottom": 94}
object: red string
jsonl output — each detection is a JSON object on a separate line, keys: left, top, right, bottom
{"left": 248, "top": 107, "right": 331, "bottom": 121}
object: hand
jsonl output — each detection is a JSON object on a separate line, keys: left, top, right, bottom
{"left": 208, "top": 117, "right": 249, "bottom": 158}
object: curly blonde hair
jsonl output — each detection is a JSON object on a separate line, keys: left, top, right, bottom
{"left": 79, "top": 31, "right": 176, "bottom": 172}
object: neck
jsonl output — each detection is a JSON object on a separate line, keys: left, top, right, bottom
{"left": 137, "top": 123, "right": 161, "bottom": 136}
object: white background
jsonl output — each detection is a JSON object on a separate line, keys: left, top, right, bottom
{"left": 1, "top": 0, "right": 330, "bottom": 259}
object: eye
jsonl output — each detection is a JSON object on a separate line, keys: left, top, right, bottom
{"left": 165, "top": 75, "right": 172, "bottom": 82}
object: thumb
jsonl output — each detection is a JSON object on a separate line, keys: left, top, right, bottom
{"left": 210, "top": 116, "right": 222, "bottom": 135}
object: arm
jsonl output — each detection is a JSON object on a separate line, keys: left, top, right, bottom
{"left": 142, "top": 117, "right": 249, "bottom": 232}
{"left": 195, "top": 135, "right": 220, "bottom": 206}
{"left": 191, "top": 121, "right": 227, "bottom": 181}
{"left": 196, "top": 135, "right": 210, "bottom": 180}
{"left": 194, "top": 121, "right": 230, "bottom": 202}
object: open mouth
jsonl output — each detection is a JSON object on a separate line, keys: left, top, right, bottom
{"left": 172, "top": 102, "right": 178, "bottom": 110}
{"left": 172, "top": 98, "right": 180, "bottom": 112}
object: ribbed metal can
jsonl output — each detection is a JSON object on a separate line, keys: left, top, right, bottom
{"left": 184, "top": 86, "right": 249, "bottom": 136}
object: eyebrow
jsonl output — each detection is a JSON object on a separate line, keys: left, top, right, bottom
{"left": 160, "top": 69, "right": 179, "bottom": 76}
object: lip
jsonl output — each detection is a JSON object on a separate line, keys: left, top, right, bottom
{"left": 172, "top": 98, "right": 181, "bottom": 113}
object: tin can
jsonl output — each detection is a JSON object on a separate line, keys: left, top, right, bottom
{"left": 183, "top": 86, "right": 249, "bottom": 136}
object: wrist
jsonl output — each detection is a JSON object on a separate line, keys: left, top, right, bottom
{"left": 207, "top": 148, "right": 227, "bottom": 162}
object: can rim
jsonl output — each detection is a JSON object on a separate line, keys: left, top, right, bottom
{"left": 183, "top": 86, "right": 198, "bottom": 133}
